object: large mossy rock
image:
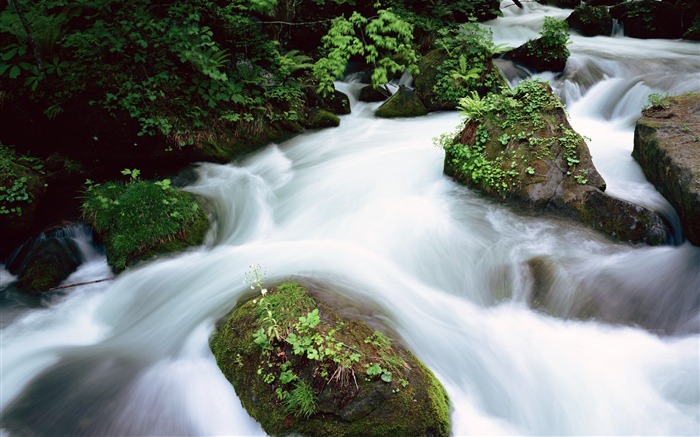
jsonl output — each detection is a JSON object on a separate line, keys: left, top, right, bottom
{"left": 210, "top": 280, "right": 450, "bottom": 437}
{"left": 610, "top": 1, "right": 684, "bottom": 39}
{"left": 82, "top": 180, "right": 209, "bottom": 272}
{"left": 442, "top": 80, "right": 668, "bottom": 245}
{"left": 633, "top": 93, "right": 700, "bottom": 245}
{"left": 305, "top": 109, "right": 341, "bottom": 129}
{"left": 567, "top": 5, "right": 614, "bottom": 36}
{"left": 375, "top": 86, "right": 428, "bottom": 118}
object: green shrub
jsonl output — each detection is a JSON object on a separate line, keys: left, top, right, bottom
{"left": 0, "top": 0, "right": 309, "bottom": 147}
{"left": 0, "top": 144, "right": 45, "bottom": 217}
{"left": 313, "top": 9, "right": 419, "bottom": 96}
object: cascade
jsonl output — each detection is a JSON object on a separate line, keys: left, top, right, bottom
{"left": 1, "top": 2, "right": 698, "bottom": 435}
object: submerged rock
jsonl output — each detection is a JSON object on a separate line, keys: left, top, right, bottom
{"left": 442, "top": 80, "right": 668, "bottom": 245}
{"left": 210, "top": 280, "right": 450, "bottom": 437}
{"left": 9, "top": 233, "right": 83, "bottom": 292}
{"left": 633, "top": 93, "right": 700, "bottom": 245}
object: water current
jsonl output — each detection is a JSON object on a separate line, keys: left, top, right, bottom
{"left": 1, "top": 2, "right": 699, "bottom": 435}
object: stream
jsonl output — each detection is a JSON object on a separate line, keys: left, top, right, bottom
{"left": 1, "top": 2, "right": 699, "bottom": 435}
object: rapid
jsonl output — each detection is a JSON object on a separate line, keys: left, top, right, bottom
{"left": 1, "top": 2, "right": 699, "bottom": 435}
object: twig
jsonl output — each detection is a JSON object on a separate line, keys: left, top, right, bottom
{"left": 49, "top": 277, "right": 114, "bottom": 291}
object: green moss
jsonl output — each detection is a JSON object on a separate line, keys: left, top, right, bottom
{"left": 210, "top": 280, "right": 450, "bottom": 436}
{"left": 82, "top": 179, "right": 208, "bottom": 272}
{"left": 375, "top": 86, "right": 427, "bottom": 118}
{"left": 306, "top": 109, "right": 340, "bottom": 129}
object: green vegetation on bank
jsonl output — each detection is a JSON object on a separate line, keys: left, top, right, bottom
{"left": 210, "top": 273, "right": 450, "bottom": 436}
{"left": 0, "top": 144, "right": 45, "bottom": 217}
{"left": 82, "top": 170, "right": 208, "bottom": 272}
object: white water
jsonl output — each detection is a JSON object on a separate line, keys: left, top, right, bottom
{"left": 1, "top": 3, "right": 699, "bottom": 436}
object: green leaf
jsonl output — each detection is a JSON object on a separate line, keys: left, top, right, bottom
{"left": 9, "top": 65, "right": 20, "bottom": 79}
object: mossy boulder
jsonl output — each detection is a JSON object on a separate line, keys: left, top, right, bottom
{"left": 633, "top": 93, "right": 700, "bottom": 245}
{"left": 375, "top": 85, "right": 428, "bottom": 118}
{"left": 567, "top": 5, "right": 614, "bottom": 36}
{"left": 9, "top": 235, "right": 82, "bottom": 292}
{"left": 306, "top": 109, "right": 341, "bottom": 129}
{"left": 210, "top": 280, "right": 450, "bottom": 437}
{"left": 442, "top": 80, "right": 668, "bottom": 245}
{"left": 610, "top": 0, "right": 684, "bottom": 39}
{"left": 506, "top": 39, "right": 568, "bottom": 73}
{"left": 82, "top": 179, "right": 209, "bottom": 272}
{"left": 505, "top": 18, "right": 571, "bottom": 73}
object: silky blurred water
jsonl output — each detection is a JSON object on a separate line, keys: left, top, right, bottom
{"left": 1, "top": 2, "right": 699, "bottom": 436}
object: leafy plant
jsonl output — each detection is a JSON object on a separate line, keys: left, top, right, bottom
{"left": 0, "top": 144, "right": 45, "bottom": 217}
{"left": 431, "top": 22, "right": 506, "bottom": 103}
{"left": 313, "top": 9, "right": 419, "bottom": 96}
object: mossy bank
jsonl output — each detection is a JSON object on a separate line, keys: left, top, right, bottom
{"left": 210, "top": 279, "right": 450, "bottom": 436}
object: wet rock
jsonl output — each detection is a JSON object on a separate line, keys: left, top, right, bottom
{"left": 210, "top": 280, "right": 450, "bottom": 437}
{"left": 633, "top": 93, "right": 700, "bottom": 245}
{"left": 358, "top": 86, "right": 389, "bottom": 103}
{"left": 610, "top": 0, "right": 684, "bottom": 39}
{"left": 443, "top": 80, "right": 669, "bottom": 245}
{"left": 567, "top": 5, "right": 614, "bottom": 36}
{"left": 10, "top": 235, "right": 83, "bottom": 292}
{"left": 375, "top": 85, "right": 428, "bottom": 118}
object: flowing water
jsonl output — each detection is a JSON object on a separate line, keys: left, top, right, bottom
{"left": 1, "top": 2, "right": 699, "bottom": 436}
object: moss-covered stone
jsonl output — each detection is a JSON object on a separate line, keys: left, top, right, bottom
{"left": 306, "top": 109, "right": 341, "bottom": 129}
{"left": 375, "top": 86, "right": 428, "bottom": 118}
{"left": 567, "top": 5, "right": 614, "bottom": 36}
{"left": 82, "top": 179, "right": 209, "bottom": 272}
{"left": 14, "top": 237, "right": 82, "bottom": 292}
{"left": 633, "top": 93, "right": 700, "bottom": 245}
{"left": 210, "top": 280, "right": 450, "bottom": 437}
{"left": 442, "top": 80, "right": 668, "bottom": 245}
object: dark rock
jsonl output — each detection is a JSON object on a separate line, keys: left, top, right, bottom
{"left": 633, "top": 93, "right": 700, "bottom": 245}
{"left": 323, "top": 90, "right": 352, "bottom": 116}
{"left": 210, "top": 280, "right": 450, "bottom": 437}
{"left": 12, "top": 236, "right": 83, "bottom": 292}
{"left": 375, "top": 86, "right": 428, "bottom": 118}
{"left": 567, "top": 5, "right": 614, "bottom": 36}
{"left": 683, "top": 15, "right": 700, "bottom": 40}
{"left": 506, "top": 38, "right": 569, "bottom": 73}
{"left": 414, "top": 50, "right": 454, "bottom": 111}
{"left": 358, "top": 86, "right": 389, "bottom": 103}
{"left": 610, "top": 0, "right": 684, "bottom": 39}
{"left": 443, "top": 80, "right": 669, "bottom": 245}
